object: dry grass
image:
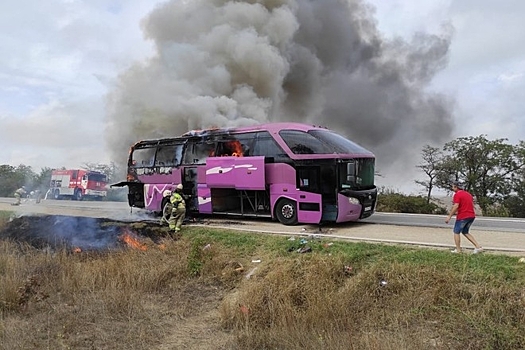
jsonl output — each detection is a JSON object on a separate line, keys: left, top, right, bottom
{"left": 1, "top": 216, "right": 525, "bottom": 350}
{"left": 0, "top": 235, "right": 241, "bottom": 350}
{"left": 221, "top": 255, "right": 525, "bottom": 349}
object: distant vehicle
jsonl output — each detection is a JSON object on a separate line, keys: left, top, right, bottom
{"left": 48, "top": 169, "right": 108, "bottom": 200}
{"left": 112, "top": 122, "right": 377, "bottom": 225}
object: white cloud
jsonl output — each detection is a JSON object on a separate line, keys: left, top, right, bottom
{"left": 0, "top": 0, "right": 162, "bottom": 171}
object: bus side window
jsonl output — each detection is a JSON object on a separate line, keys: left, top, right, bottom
{"left": 182, "top": 140, "right": 216, "bottom": 164}
{"left": 233, "top": 132, "right": 256, "bottom": 157}
{"left": 253, "top": 132, "right": 289, "bottom": 162}
{"left": 155, "top": 144, "right": 183, "bottom": 166}
{"left": 182, "top": 143, "right": 194, "bottom": 164}
{"left": 174, "top": 144, "right": 183, "bottom": 165}
{"left": 132, "top": 147, "right": 156, "bottom": 167}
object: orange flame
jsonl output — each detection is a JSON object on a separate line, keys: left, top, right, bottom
{"left": 226, "top": 140, "right": 243, "bottom": 157}
{"left": 119, "top": 228, "right": 147, "bottom": 251}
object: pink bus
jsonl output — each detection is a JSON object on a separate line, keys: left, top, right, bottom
{"left": 113, "top": 122, "right": 377, "bottom": 225}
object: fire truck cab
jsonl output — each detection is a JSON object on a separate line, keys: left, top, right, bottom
{"left": 49, "top": 169, "right": 108, "bottom": 200}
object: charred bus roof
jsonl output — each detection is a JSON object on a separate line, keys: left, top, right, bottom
{"left": 131, "top": 122, "right": 374, "bottom": 158}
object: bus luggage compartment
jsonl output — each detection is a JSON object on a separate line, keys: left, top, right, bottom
{"left": 205, "top": 156, "right": 265, "bottom": 190}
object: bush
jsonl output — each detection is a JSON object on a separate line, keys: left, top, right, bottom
{"left": 502, "top": 195, "right": 525, "bottom": 218}
{"left": 377, "top": 191, "right": 447, "bottom": 214}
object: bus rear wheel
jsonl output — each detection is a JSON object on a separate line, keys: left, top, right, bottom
{"left": 275, "top": 199, "right": 298, "bottom": 225}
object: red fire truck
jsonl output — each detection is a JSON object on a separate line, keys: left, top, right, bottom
{"left": 48, "top": 169, "right": 108, "bottom": 200}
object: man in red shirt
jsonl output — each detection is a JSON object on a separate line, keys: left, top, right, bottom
{"left": 445, "top": 181, "right": 483, "bottom": 254}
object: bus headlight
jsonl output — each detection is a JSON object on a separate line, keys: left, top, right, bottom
{"left": 348, "top": 197, "right": 360, "bottom": 205}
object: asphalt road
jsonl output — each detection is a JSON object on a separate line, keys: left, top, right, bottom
{"left": 363, "top": 212, "right": 525, "bottom": 233}
{"left": 1, "top": 197, "right": 524, "bottom": 255}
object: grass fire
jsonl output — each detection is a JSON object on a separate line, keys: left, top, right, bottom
{"left": 1, "top": 212, "right": 524, "bottom": 349}
{"left": 0, "top": 215, "right": 157, "bottom": 253}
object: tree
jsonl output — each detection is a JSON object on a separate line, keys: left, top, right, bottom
{"left": 503, "top": 140, "right": 525, "bottom": 217}
{"left": 0, "top": 164, "right": 37, "bottom": 197}
{"left": 415, "top": 145, "right": 443, "bottom": 203}
{"left": 440, "top": 135, "right": 522, "bottom": 215}
{"left": 0, "top": 164, "right": 17, "bottom": 197}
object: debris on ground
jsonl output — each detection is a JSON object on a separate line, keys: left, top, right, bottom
{"left": 296, "top": 246, "right": 312, "bottom": 254}
{"left": 245, "top": 267, "right": 258, "bottom": 279}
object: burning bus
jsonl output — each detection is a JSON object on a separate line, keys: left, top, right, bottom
{"left": 112, "top": 122, "right": 377, "bottom": 225}
{"left": 48, "top": 169, "right": 108, "bottom": 201}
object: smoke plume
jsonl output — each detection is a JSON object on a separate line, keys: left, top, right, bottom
{"left": 105, "top": 0, "right": 454, "bottom": 185}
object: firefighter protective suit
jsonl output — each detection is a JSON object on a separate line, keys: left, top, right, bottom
{"left": 168, "top": 186, "right": 186, "bottom": 232}
{"left": 13, "top": 187, "right": 27, "bottom": 206}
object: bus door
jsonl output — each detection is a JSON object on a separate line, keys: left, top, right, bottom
{"left": 182, "top": 167, "right": 198, "bottom": 212}
{"left": 297, "top": 165, "right": 337, "bottom": 222}
{"left": 320, "top": 165, "right": 337, "bottom": 221}
{"left": 295, "top": 166, "right": 323, "bottom": 223}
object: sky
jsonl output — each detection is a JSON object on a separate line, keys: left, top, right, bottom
{"left": 1, "top": 0, "right": 524, "bottom": 194}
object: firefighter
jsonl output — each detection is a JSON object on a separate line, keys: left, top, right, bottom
{"left": 168, "top": 184, "right": 186, "bottom": 233}
{"left": 13, "top": 186, "right": 27, "bottom": 206}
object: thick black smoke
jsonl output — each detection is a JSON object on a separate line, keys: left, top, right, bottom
{"left": 105, "top": 0, "right": 453, "bottom": 186}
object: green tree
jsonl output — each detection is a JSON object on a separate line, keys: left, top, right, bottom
{"left": 415, "top": 145, "right": 443, "bottom": 203}
{"left": 503, "top": 140, "right": 525, "bottom": 217}
{"left": 440, "top": 135, "right": 522, "bottom": 215}
{"left": 0, "top": 164, "right": 37, "bottom": 197}
{"left": 0, "top": 164, "right": 17, "bottom": 197}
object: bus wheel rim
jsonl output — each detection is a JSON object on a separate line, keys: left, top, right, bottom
{"left": 282, "top": 204, "right": 294, "bottom": 219}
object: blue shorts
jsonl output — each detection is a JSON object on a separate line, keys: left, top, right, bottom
{"left": 454, "top": 218, "right": 475, "bottom": 234}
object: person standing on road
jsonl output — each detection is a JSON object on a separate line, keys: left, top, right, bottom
{"left": 169, "top": 184, "right": 186, "bottom": 234}
{"left": 445, "top": 181, "right": 483, "bottom": 254}
{"left": 12, "top": 186, "right": 27, "bottom": 206}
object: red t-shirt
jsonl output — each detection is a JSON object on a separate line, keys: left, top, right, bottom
{"left": 453, "top": 190, "right": 476, "bottom": 220}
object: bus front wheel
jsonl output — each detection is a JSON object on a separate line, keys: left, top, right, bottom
{"left": 275, "top": 199, "right": 298, "bottom": 225}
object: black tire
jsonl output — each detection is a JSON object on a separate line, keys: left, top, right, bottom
{"left": 53, "top": 189, "right": 60, "bottom": 200}
{"left": 161, "top": 198, "right": 173, "bottom": 224}
{"left": 275, "top": 198, "right": 298, "bottom": 225}
{"left": 74, "top": 189, "right": 83, "bottom": 201}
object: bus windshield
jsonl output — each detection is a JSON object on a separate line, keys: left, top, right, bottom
{"left": 338, "top": 158, "right": 375, "bottom": 190}
{"left": 309, "top": 130, "right": 374, "bottom": 155}
{"left": 280, "top": 129, "right": 374, "bottom": 155}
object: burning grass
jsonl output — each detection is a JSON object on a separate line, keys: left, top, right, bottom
{"left": 0, "top": 213, "right": 525, "bottom": 349}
